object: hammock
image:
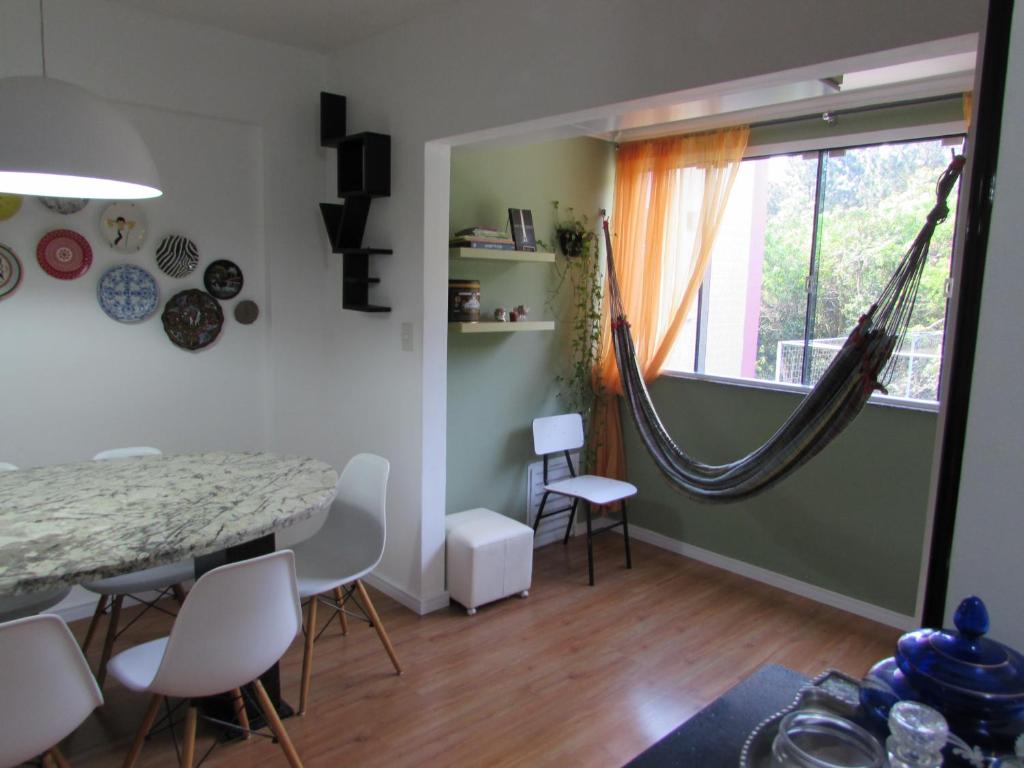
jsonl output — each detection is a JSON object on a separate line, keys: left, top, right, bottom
{"left": 605, "top": 154, "right": 965, "bottom": 502}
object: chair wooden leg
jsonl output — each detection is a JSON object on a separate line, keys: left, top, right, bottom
{"left": 172, "top": 583, "right": 188, "bottom": 604}
{"left": 48, "top": 747, "right": 70, "bottom": 768}
{"left": 298, "top": 596, "right": 317, "bottom": 716}
{"left": 122, "top": 694, "right": 162, "bottom": 768}
{"left": 333, "top": 587, "right": 348, "bottom": 635}
{"left": 81, "top": 594, "right": 108, "bottom": 654}
{"left": 621, "top": 499, "right": 632, "bottom": 569}
{"left": 355, "top": 580, "right": 402, "bottom": 674}
{"left": 97, "top": 594, "right": 124, "bottom": 687}
{"left": 181, "top": 705, "right": 198, "bottom": 768}
{"left": 584, "top": 502, "right": 595, "bottom": 586}
{"left": 232, "top": 688, "right": 251, "bottom": 740}
{"left": 253, "top": 679, "right": 304, "bottom": 768}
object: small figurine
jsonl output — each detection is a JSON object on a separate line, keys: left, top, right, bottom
{"left": 515, "top": 304, "right": 530, "bottom": 320}
{"left": 494, "top": 307, "right": 508, "bottom": 322}
{"left": 509, "top": 309, "right": 519, "bottom": 322}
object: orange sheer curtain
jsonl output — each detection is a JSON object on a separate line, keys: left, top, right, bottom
{"left": 592, "top": 126, "right": 749, "bottom": 481}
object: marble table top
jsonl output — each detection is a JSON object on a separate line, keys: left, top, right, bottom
{"left": 0, "top": 451, "right": 338, "bottom": 596}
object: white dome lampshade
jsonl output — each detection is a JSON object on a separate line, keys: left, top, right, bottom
{"left": 0, "top": 76, "right": 161, "bottom": 199}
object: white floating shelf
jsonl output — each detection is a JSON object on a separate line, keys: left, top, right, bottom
{"left": 449, "top": 321, "right": 555, "bottom": 334}
{"left": 449, "top": 247, "right": 555, "bottom": 263}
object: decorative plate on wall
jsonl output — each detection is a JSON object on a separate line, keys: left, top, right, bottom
{"left": 97, "top": 264, "right": 159, "bottom": 323}
{"left": 38, "top": 197, "right": 89, "bottom": 215}
{"left": 0, "top": 194, "right": 22, "bottom": 221}
{"left": 100, "top": 203, "right": 147, "bottom": 253}
{"left": 203, "top": 259, "right": 243, "bottom": 300}
{"left": 0, "top": 244, "right": 23, "bottom": 301}
{"left": 234, "top": 299, "right": 259, "bottom": 325}
{"left": 37, "top": 229, "right": 93, "bottom": 280}
{"left": 161, "top": 289, "right": 223, "bottom": 350}
{"left": 155, "top": 234, "right": 199, "bottom": 278}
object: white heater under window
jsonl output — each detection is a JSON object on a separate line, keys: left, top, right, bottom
{"left": 526, "top": 452, "right": 579, "bottom": 548}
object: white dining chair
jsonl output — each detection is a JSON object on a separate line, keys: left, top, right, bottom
{"left": 0, "top": 586, "right": 72, "bottom": 623}
{"left": 110, "top": 550, "right": 304, "bottom": 768}
{"left": 0, "top": 614, "right": 103, "bottom": 768}
{"left": 532, "top": 413, "right": 636, "bottom": 586}
{"left": 81, "top": 447, "right": 194, "bottom": 689}
{"left": 291, "top": 453, "right": 401, "bottom": 716}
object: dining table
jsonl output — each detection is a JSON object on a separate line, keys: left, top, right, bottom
{"left": 0, "top": 450, "right": 339, "bottom": 716}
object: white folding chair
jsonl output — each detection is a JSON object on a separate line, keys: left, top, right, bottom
{"left": 0, "top": 614, "right": 103, "bottom": 768}
{"left": 290, "top": 453, "right": 401, "bottom": 716}
{"left": 109, "top": 550, "right": 304, "bottom": 768}
{"left": 532, "top": 414, "right": 636, "bottom": 585}
{"left": 81, "top": 447, "right": 194, "bottom": 688}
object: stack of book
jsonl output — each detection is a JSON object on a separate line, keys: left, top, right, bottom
{"left": 449, "top": 226, "right": 515, "bottom": 251}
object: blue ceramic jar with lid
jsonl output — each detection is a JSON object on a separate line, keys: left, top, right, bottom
{"left": 861, "top": 597, "right": 1024, "bottom": 751}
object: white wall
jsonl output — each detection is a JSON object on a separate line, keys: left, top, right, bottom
{"left": 946, "top": 9, "right": 1024, "bottom": 646}
{"left": 318, "top": 0, "right": 985, "bottom": 608}
{"left": 0, "top": 0, "right": 327, "bottom": 613}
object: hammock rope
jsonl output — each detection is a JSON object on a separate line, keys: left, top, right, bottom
{"left": 605, "top": 154, "right": 965, "bottom": 502}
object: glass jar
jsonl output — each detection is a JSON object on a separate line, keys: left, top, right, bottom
{"left": 771, "top": 710, "right": 885, "bottom": 768}
{"left": 886, "top": 700, "right": 948, "bottom": 767}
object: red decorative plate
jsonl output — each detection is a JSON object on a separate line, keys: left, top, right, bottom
{"left": 37, "top": 229, "right": 93, "bottom": 280}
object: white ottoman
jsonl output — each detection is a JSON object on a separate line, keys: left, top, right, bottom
{"left": 445, "top": 508, "right": 533, "bottom": 615}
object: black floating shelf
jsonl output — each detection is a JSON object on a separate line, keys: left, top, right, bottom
{"left": 319, "top": 93, "right": 392, "bottom": 313}
{"left": 337, "top": 132, "right": 390, "bottom": 198}
{"left": 334, "top": 248, "right": 393, "bottom": 256}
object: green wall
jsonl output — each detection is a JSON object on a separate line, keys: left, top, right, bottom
{"left": 447, "top": 135, "right": 937, "bottom": 618}
{"left": 621, "top": 377, "right": 937, "bottom": 615}
{"left": 446, "top": 138, "right": 615, "bottom": 520}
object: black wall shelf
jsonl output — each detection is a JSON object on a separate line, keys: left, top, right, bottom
{"left": 319, "top": 93, "right": 392, "bottom": 313}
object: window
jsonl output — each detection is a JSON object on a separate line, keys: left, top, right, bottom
{"left": 663, "top": 135, "right": 963, "bottom": 404}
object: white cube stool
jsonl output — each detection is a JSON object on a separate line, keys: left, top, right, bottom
{"left": 445, "top": 508, "right": 533, "bottom": 615}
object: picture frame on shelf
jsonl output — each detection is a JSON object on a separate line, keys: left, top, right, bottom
{"left": 508, "top": 208, "right": 537, "bottom": 252}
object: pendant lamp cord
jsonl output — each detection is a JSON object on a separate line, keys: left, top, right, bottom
{"left": 38, "top": 0, "right": 47, "bottom": 78}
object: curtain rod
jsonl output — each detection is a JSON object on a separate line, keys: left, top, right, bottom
{"left": 750, "top": 93, "right": 965, "bottom": 131}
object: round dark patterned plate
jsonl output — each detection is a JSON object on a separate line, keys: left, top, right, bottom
{"left": 155, "top": 234, "right": 199, "bottom": 278}
{"left": 0, "top": 243, "right": 23, "bottom": 301}
{"left": 97, "top": 264, "right": 159, "bottom": 323}
{"left": 204, "top": 259, "right": 244, "bottom": 300}
{"left": 37, "top": 229, "right": 92, "bottom": 279}
{"left": 234, "top": 299, "right": 259, "bottom": 325}
{"left": 161, "top": 289, "right": 223, "bottom": 351}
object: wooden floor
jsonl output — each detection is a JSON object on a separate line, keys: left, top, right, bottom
{"left": 59, "top": 536, "right": 899, "bottom": 767}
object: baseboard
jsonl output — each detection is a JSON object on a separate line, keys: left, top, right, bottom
{"left": 619, "top": 523, "right": 917, "bottom": 630}
{"left": 363, "top": 572, "right": 450, "bottom": 615}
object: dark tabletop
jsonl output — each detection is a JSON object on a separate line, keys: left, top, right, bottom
{"left": 625, "top": 664, "right": 808, "bottom": 767}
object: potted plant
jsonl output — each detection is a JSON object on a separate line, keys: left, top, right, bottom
{"left": 545, "top": 202, "right": 605, "bottom": 467}
{"left": 554, "top": 201, "right": 596, "bottom": 258}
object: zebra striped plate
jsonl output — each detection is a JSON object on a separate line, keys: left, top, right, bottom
{"left": 155, "top": 234, "right": 199, "bottom": 278}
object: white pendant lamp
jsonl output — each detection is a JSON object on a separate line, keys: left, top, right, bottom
{"left": 0, "top": 4, "right": 161, "bottom": 199}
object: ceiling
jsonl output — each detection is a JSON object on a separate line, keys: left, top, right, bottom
{"left": 106, "top": 0, "right": 455, "bottom": 53}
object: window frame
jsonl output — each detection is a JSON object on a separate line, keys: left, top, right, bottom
{"left": 662, "top": 121, "right": 967, "bottom": 412}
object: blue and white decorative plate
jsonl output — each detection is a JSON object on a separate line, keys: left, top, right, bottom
{"left": 97, "top": 264, "right": 159, "bottom": 323}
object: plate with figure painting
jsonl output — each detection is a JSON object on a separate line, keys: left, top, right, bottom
{"left": 100, "top": 203, "right": 148, "bottom": 253}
